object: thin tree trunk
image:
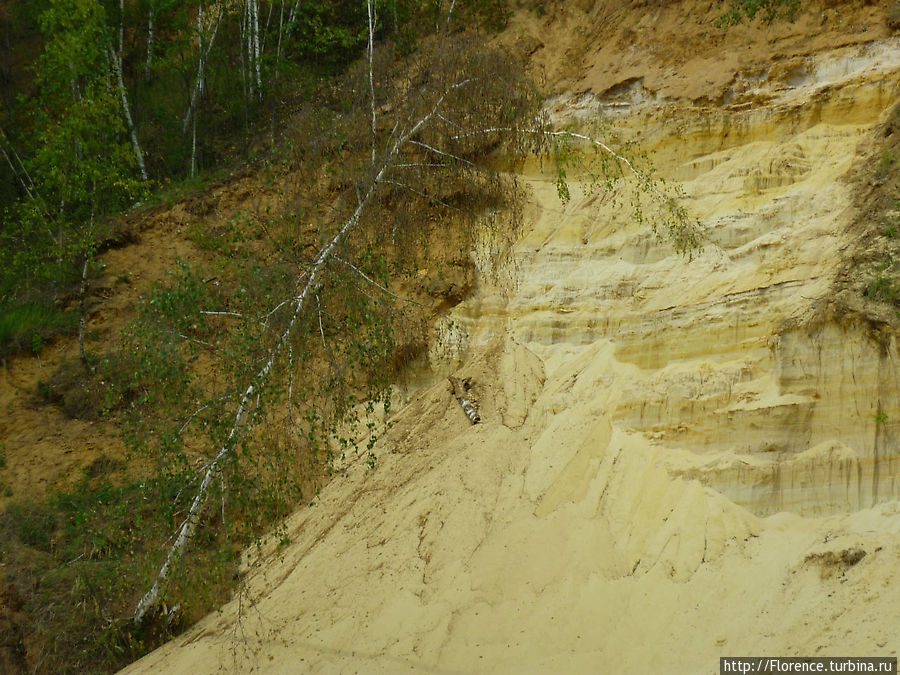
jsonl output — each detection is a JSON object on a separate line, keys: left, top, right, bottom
{"left": 110, "top": 0, "right": 149, "bottom": 181}
{"left": 367, "top": 0, "right": 377, "bottom": 168}
{"left": 146, "top": 0, "right": 155, "bottom": 76}
{"left": 198, "top": 1, "right": 205, "bottom": 98}
{"left": 273, "top": 0, "right": 284, "bottom": 89}
{"left": 191, "top": 103, "right": 198, "bottom": 177}
{"left": 252, "top": 0, "right": 262, "bottom": 97}
{"left": 445, "top": 0, "right": 457, "bottom": 31}
{"left": 183, "top": 0, "right": 222, "bottom": 134}
{"left": 287, "top": 0, "right": 300, "bottom": 29}
{"left": 261, "top": 0, "right": 275, "bottom": 58}
{"left": 245, "top": 0, "right": 257, "bottom": 100}
{"left": 78, "top": 256, "right": 91, "bottom": 371}
{"left": 109, "top": 45, "right": 149, "bottom": 181}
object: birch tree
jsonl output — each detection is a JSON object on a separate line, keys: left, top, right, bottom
{"left": 130, "top": 27, "right": 545, "bottom": 623}
{"left": 110, "top": 0, "right": 149, "bottom": 181}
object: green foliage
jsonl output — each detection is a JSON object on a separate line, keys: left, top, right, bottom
{"left": 717, "top": 0, "right": 801, "bottom": 28}
{"left": 866, "top": 273, "right": 900, "bottom": 304}
{"left": 865, "top": 252, "right": 900, "bottom": 305}
{"left": 0, "top": 300, "right": 78, "bottom": 359}
{"left": 541, "top": 125, "right": 702, "bottom": 256}
{"left": 0, "top": 5, "right": 697, "bottom": 669}
{"left": 4, "top": 500, "right": 57, "bottom": 551}
{"left": 38, "top": 352, "right": 137, "bottom": 420}
{"left": 880, "top": 150, "right": 896, "bottom": 177}
{"left": 875, "top": 411, "right": 889, "bottom": 425}
{"left": 0, "top": 474, "right": 239, "bottom": 673}
{"left": 0, "top": 0, "right": 147, "bottom": 363}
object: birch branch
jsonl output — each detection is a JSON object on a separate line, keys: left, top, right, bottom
{"left": 333, "top": 256, "right": 425, "bottom": 307}
{"left": 382, "top": 178, "right": 466, "bottom": 215}
{"left": 451, "top": 127, "right": 672, "bottom": 206}
{"left": 108, "top": 44, "right": 149, "bottom": 182}
{"left": 367, "top": 0, "right": 377, "bottom": 169}
{"left": 315, "top": 294, "right": 327, "bottom": 350}
{"left": 182, "top": 1, "right": 223, "bottom": 134}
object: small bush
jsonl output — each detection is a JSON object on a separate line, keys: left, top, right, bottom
{"left": 717, "top": 0, "right": 801, "bottom": 28}
{"left": 889, "top": 1, "right": 900, "bottom": 30}
{"left": 881, "top": 150, "right": 896, "bottom": 176}
{"left": 39, "top": 353, "right": 138, "bottom": 421}
{"left": 0, "top": 301, "right": 78, "bottom": 359}
{"left": 2, "top": 501, "right": 57, "bottom": 552}
{"left": 0, "top": 475, "right": 241, "bottom": 673}
{"left": 866, "top": 274, "right": 900, "bottom": 304}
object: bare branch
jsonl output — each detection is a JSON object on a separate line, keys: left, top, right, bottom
{"left": 178, "top": 395, "right": 232, "bottom": 435}
{"left": 200, "top": 310, "right": 244, "bottom": 318}
{"left": 333, "top": 255, "right": 425, "bottom": 307}
{"left": 391, "top": 163, "right": 448, "bottom": 169}
{"left": 367, "top": 0, "right": 377, "bottom": 169}
{"left": 315, "top": 294, "right": 327, "bottom": 350}
{"left": 168, "top": 330, "right": 217, "bottom": 351}
{"left": 382, "top": 178, "right": 466, "bottom": 216}
{"left": 287, "top": 343, "right": 295, "bottom": 423}
{"left": 409, "top": 139, "right": 486, "bottom": 174}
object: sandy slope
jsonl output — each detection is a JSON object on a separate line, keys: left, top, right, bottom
{"left": 124, "top": 2, "right": 900, "bottom": 672}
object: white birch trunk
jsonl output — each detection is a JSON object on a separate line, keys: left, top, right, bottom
{"left": 252, "top": 0, "right": 262, "bottom": 97}
{"left": 245, "top": 0, "right": 255, "bottom": 100}
{"left": 197, "top": 1, "right": 205, "bottom": 97}
{"left": 146, "top": 0, "right": 155, "bottom": 76}
{"left": 273, "top": 0, "right": 284, "bottom": 89}
{"left": 111, "top": 0, "right": 149, "bottom": 181}
{"left": 182, "top": 1, "right": 222, "bottom": 134}
{"left": 260, "top": 0, "right": 274, "bottom": 59}
{"left": 287, "top": 0, "right": 300, "bottom": 28}
{"left": 367, "top": 0, "right": 377, "bottom": 168}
